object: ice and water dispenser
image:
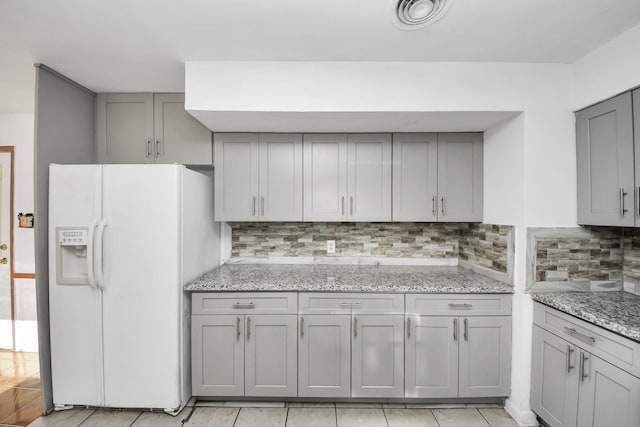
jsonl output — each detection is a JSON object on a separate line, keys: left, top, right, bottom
{"left": 56, "top": 227, "right": 89, "bottom": 285}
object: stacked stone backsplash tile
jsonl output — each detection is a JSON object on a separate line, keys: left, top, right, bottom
{"left": 459, "top": 223, "right": 511, "bottom": 274}
{"left": 623, "top": 228, "right": 640, "bottom": 295}
{"left": 527, "top": 227, "right": 624, "bottom": 292}
{"left": 229, "top": 222, "right": 512, "bottom": 280}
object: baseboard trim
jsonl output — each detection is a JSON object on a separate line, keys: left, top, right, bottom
{"left": 504, "top": 399, "right": 539, "bottom": 427}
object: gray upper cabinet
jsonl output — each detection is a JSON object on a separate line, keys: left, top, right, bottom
{"left": 393, "top": 133, "right": 483, "bottom": 222}
{"left": 576, "top": 92, "right": 634, "bottom": 226}
{"left": 303, "top": 134, "right": 392, "bottom": 221}
{"left": 152, "top": 93, "right": 213, "bottom": 165}
{"left": 214, "top": 133, "right": 303, "bottom": 222}
{"left": 392, "top": 133, "right": 438, "bottom": 221}
{"left": 214, "top": 133, "right": 259, "bottom": 221}
{"left": 97, "top": 93, "right": 212, "bottom": 165}
{"left": 437, "top": 133, "right": 483, "bottom": 222}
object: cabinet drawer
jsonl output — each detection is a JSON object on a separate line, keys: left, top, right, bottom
{"left": 406, "top": 294, "right": 511, "bottom": 316}
{"left": 192, "top": 292, "right": 297, "bottom": 315}
{"left": 299, "top": 293, "right": 404, "bottom": 314}
{"left": 533, "top": 303, "right": 640, "bottom": 378}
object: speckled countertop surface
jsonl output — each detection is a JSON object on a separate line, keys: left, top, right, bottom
{"left": 531, "top": 292, "right": 640, "bottom": 343}
{"left": 185, "top": 265, "right": 513, "bottom": 293}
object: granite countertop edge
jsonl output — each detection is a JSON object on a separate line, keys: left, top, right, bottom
{"left": 531, "top": 292, "right": 640, "bottom": 344}
{"left": 184, "top": 264, "right": 514, "bottom": 294}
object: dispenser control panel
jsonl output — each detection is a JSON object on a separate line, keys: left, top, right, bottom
{"left": 58, "top": 229, "right": 88, "bottom": 246}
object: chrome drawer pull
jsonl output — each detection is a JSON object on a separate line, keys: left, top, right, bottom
{"left": 236, "top": 316, "right": 241, "bottom": 341}
{"left": 232, "top": 302, "right": 255, "bottom": 309}
{"left": 453, "top": 318, "right": 458, "bottom": 341}
{"left": 566, "top": 345, "right": 574, "bottom": 372}
{"left": 463, "top": 318, "right": 468, "bottom": 341}
{"left": 407, "top": 317, "right": 411, "bottom": 339}
{"left": 340, "top": 302, "right": 362, "bottom": 306}
{"left": 448, "top": 303, "right": 473, "bottom": 309}
{"left": 564, "top": 327, "right": 596, "bottom": 344}
{"left": 580, "top": 352, "right": 589, "bottom": 381}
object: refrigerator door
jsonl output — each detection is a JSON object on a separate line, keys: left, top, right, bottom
{"left": 100, "top": 164, "right": 183, "bottom": 410}
{"left": 48, "top": 164, "right": 103, "bottom": 407}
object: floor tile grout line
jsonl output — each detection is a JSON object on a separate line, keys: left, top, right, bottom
{"left": 381, "top": 407, "right": 390, "bottom": 427}
{"left": 231, "top": 406, "right": 241, "bottom": 427}
{"left": 128, "top": 411, "right": 143, "bottom": 427}
{"left": 283, "top": 407, "right": 289, "bottom": 427}
{"left": 477, "top": 407, "right": 494, "bottom": 427}
{"left": 428, "top": 409, "right": 442, "bottom": 427}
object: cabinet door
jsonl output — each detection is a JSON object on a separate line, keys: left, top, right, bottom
{"left": 97, "top": 93, "right": 154, "bottom": 164}
{"left": 214, "top": 133, "right": 259, "bottom": 221}
{"left": 576, "top": 92, "right": 634, "bottom": 226}
{"left": 347, "top": 134, "right": 392, "bottom": 221}
{"left": 577, "top": 352, "right": 640, "bottom": 427}
{"left": 245, "top": 315, "right": 297, "bottom": 397}
{"left": 530, "top": 326, "right": 579, "bottom": 427}
{"left": 191, "top": 315, "right": 244, "bottom": 396}
{"left": 633, "top": 89, "right": 640, "bottom": 227}
{"left": 437, "top": 133, "right": 483, "bottom": 222}
{"left": 392, "top": 133, "right": 438, "bottom": 221}
{"left": 405, "top": 316, "right": 458, "bottom": 398}
{"left": 303, "top": 134, "right": 348, "bottom": 221}
{"left": 459, "top": 316, "right": 511, "bottom": 397}
{"left": 298, "top": 315, "right": 351, "bottom": 398}
{"left": 352, "top": 315, "right": 404, "bottom": 398}
{"left": 153, "top": 93, "right": 212, "bottom": 165}
{"left": 258, "top": 134, "right": 303, "bottom": 221}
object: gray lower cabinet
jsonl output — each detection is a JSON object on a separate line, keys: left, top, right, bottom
{"left": 531, "top": 305, "right": 640, "bottom": 427}
{"left": 192, "top": 313, "right": 297, "bottom": 397}
{"left": 405, "top": 315, "right": 511, "bottom": 398}
{"left": 298, "top": 314, "right": 404, "bottom": 399}
{"left": 298, "top": 314, "right": 351, "bottom": 398}
{"left": 351, "top": 315, "right": 404, "bottom": 398}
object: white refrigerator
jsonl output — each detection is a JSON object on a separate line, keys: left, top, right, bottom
{"left": 48, "top": 163, "right": 219, "bottom": 413}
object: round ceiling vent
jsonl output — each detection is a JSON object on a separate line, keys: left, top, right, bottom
{"left": 391, "top": 0, "right": 453, "bottom": 30}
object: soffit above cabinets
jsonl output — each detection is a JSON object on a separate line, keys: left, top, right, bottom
{"left": 187, "top": 110, "right": 519, "bottom": 133}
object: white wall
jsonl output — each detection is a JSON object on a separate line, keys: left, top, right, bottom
{"left": 573, "top": 22, "right": 640, "bottom": 110}
{"left": 0, "top": 113, "right": 37, "bottom": 351}
{"left": 0, "top": 113, "right": 35, "bottom": 273}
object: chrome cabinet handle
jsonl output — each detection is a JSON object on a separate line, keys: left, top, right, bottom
{"left": 341, "top": 196, "right": 345, "bottom": 216}
{"left": 432, "top": 196, "right": 437, "bottom": 216}
{"left": 246, "top": 316, "right": 251, "bottom": 341}
{"left": 300, "top": 317, "right": 304, "bottom": 339}
{"left": 232, "top": 302, "right": 255, "bottom": 309}
{"left": 146, "top": 139, "right": 152, "bottom": 158}
{"left": 567, "top": 345, "right": 574, "bottom": 372}
{"left": 350, "top": 196, "right": 354, "bottom": 216}
{"left": 252, "top": 196, "right": 256, "bottom": 216}
{"left": 463, "top": 318, "right": 468, "bottom": 341}
{"left": 339, "top": 302, "right": 361, "bottom": 307}
{"left": 580, "top": 352, "right": 589, "bottom": 381}
{"left": 448, "top": 303, "right": 473, "bottom": 309}
{"left": 441, "top": 196, "right": 446, "bottom": 216}
{"left": 563, "top": 326, "right": 596, "bottom": 344}
{"left": 407, "top": 317, "right": 411, "bottom": 339}
{"left": 453, "top": 318, "right": 458, "bottom": 341}
{"left": 155, "top": 140, "right": 160, "bottom": 158}
{"left": 260, "top": 196, "right": 264, "bottom": 216}
{"left": 620, "top": 188, "right": 628, "bottom": 216}
{"left": 236, "top": 316, "right": 241, "bottom": 341}
{"left": 353, "top": 317, "right": 357, "bottom": 339}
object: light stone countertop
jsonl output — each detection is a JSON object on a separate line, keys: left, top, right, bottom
{"left": 185, "top": 264, "right": 513, "bottom": 294}
{"left": 531, "top": 292, "right": 640, "bottom": 343}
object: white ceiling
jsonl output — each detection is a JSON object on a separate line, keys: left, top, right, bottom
{"left": 2, "top": 0, "right": 640, "bottom": 113}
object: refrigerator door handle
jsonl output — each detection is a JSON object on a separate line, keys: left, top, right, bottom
{"left": 95, "top": 221, "right": 107, "bottom": 289}
{"left": 86, "top": 220, "right": 99, "bottom": 288}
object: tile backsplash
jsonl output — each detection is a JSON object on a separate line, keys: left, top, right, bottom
{"left": 229, "top": 222, "right": 513, "bottom": 282}
{"left": 527, "top": 227, "right": 626, "bottom": 293}
{"left": 623, "top": 228, "right": 640, "bottom": 294}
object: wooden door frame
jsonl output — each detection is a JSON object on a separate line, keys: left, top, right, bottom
{"left": 0, "top": 146, "right": 16, "bottom": 347}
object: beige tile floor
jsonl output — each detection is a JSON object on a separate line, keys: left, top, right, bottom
{"left": 0, "top": 351, "right": 42, "bottom": 427}
{"left": 27, "top": 402, "right": 520, "bottom": 427}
